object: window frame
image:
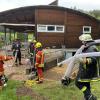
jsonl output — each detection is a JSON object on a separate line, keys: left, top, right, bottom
{"left": 37, "top": 24, "right": 64, "bottom": 33}
{"left": 56, "top": 25, "right": 64, "bottom": 32}
{"left": 37, "top": 24, "right": 47, "bottom": 32}
{"left": 83, "top": 26, "right": 91, "bottom": 33}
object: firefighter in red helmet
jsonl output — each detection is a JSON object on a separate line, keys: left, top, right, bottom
{"left": 35, "top": 42, "right": 44, "bottom": 84}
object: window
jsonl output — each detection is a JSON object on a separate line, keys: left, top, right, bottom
{"left": 37, "top": 24, "right": 65, "bottom": 33}
{"left": 37, "top": 25, "right": 46, "bottom": 32}
{"left": 47, "top": 26, "right": 55, "bottom": 31}
{"left": 83, "top": 26, "right": 91, "bottom": 33}
{"left": 56, "top": 26, "right": 64, "bottom": 32}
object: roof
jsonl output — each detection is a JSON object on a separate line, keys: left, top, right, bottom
{"left": 0, "top": 23, "right": 35, "bottom": 32}
{"left": 0, "top": 5, "right": 99, "bottom": 32}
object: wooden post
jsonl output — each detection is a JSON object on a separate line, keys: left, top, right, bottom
{"left": 14, "top": 31, "right": 16, "bottom": 40}
{"left": 4, "top": 26, "right": 7, "bottom": 45}
{"left": 9, "top": 29, "right": 12, "bottom": 43}
{"left": 35, "top": 8, "right": 38, "bottom": 40}
{"left": 3, "top": 26, "right": 7, "bottom": 55}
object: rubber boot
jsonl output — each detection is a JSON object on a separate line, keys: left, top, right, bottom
{"left": 84, "top": 94, "right": 97, "bottom": 100}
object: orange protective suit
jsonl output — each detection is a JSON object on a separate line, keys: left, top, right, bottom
{"left": 0, "top": 55, "right": 12, "bottom": 86}
{"left": 35, "top": 50, "right": 44, "bottom": 83}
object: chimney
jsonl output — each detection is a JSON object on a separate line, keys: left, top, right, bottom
{"left": 49, "top": 0, "right": 58, "bottom": 6}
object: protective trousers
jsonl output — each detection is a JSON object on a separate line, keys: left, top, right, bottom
{"left": 37, "top": 67, "right": 43, "bottom": 82}
{"left": 75, "top": 80, "right": 91, "bottom": 100}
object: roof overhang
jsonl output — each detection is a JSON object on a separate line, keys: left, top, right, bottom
{"left": 0, "top": 23, "right": 35, "bottom": 32}
{"left": 0, "top": 23, "right": 35, "bottom": 26}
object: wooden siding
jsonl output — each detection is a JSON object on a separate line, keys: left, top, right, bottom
{"left": 36, "top": 9, "right": 65, "bottom": 24}
{"left": 37, "top": 33, "right": 64, "bottom": 48}
{"left": 65, "top": 11, "right": 100, "bottom": 48}
{"left": 35, "top": 9, "right": 66, "bottom": 48}
{"left": 35, "top": 8, "right": 100, "bottom": 48}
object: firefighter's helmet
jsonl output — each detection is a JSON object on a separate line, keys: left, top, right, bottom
{"left": 35, "top": 42, "right": 42, "bottom": 48}
{"left": 79, "top": 34, "right": 93, "bottom": 41}
{"left": 33, "top": 40, "right": 37, "bottom": 43}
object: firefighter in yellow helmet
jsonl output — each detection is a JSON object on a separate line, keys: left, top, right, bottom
{"left": 28, "top": 39, "right": 37, "bottom": 75}
{"left": 28, "top": 39, "right": 34, "bottom": 65}
{"left": 75, "top": 34, "right": 99, "bottom": 100}
{"left": 35, "top": 42, "right": 44, "bottom": 84}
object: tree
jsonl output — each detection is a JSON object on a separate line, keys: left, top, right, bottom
{"left": 88, "top": 10, "right": 100, "bottom": 19}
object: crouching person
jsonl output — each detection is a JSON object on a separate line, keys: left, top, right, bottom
{"left": 0, "top": 55, "right": 12, "bottom": 90}
{"left": 35, "top": 42, "right": 44, "bottom": 84}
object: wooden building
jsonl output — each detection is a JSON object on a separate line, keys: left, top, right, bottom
{"left": 0, "top": 5, "right": 100, "bottom": 48}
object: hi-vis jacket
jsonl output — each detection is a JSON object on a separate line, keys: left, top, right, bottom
{"left": 77, "top": 45, "right": 100, "bottom": 82}
{"left": 35, "top": 50, "right": 44, "bottom": 68}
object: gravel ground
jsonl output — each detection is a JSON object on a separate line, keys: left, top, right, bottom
{"left": 4, "top": 59, "right": 77, "bottom": 82}
{"left": 4, "top": 59, "right": 68, "bottom": 81}
{"left": 1, "top": 49, "right": 77, "bottom": 82}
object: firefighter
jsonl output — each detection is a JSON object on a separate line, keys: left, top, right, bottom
{"left": 35, "top": 42, "right": 44, "bottom": 84}
{"left": 32, "top": 40, "right": 37, "bottom": 72}
{"left": 28, "top": 40, "right": 37, "bottom": 61}
{"left": 76, "top": 34, "right": 99, "bottom": 100}
{"left": 61, "top": 34, "right": 99, "bottom": 100}
{"left": 28, "top": 39, "right": 37, "bottom": 73}
{"left": 12, "top": 38, "right": 22, "bottom": 65}
{"left": 0, "top": 55, "right": 13, "bottom": 89}
{"left": 28, "top": 39, "right": 34, "bottom": 65}
{"left": 32, "top": 39, "right": 37, "bottom": 66}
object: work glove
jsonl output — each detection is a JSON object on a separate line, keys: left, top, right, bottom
{"left": 79, "top": 58, "right": 87, "bottom": 64}
{"left": 61, "top": 77, "right": 71, "bottom": 86}
{"left": 30, "top": 53, "right": 34, "bottom": 56}
{"left": 58, "top": 64, "right": 63, "bottom": 67}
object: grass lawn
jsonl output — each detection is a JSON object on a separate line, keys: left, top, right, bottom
{"left": 0, "top": 80, "right": 31, "bottom": 100}
{"left": 0, "top": 80, "right": 100, "bottom": 100}
{"left": 31, "top": 81, "right": 100, "bottom": 100}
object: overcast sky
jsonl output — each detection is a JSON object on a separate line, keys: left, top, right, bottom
{"left": 0, "top": 0, "right": 100, "bottom": 12}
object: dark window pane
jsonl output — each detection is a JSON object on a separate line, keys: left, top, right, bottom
{"left": 47, "top": 26, "right": 55, "bottom": 31}
{"left": 84, "top": 28, "right": 90, "bottom": 31}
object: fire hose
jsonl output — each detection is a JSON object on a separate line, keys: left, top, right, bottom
{"left": 58, "top": 39, "right": 100, "bottom": 86}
